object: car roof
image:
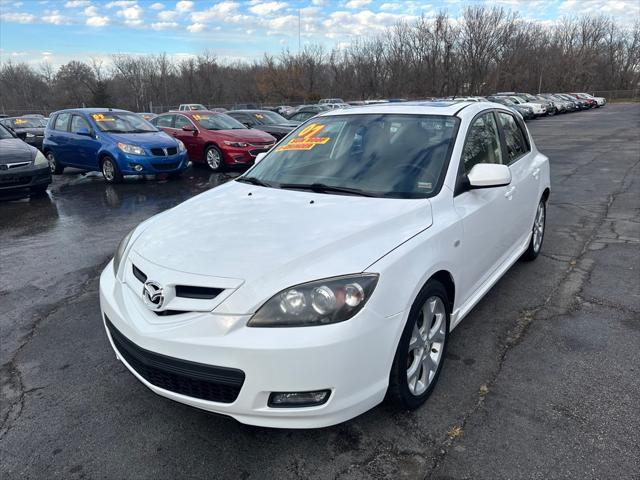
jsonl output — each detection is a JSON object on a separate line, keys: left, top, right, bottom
{"left": 317, "top": 101, "right": 475, "bottom": 117}
{"left": 174, "top": 110, "right": 222, "bottom": 116}
{"left": 227, "top": 109, "right": 273, "bottom": 114}
{"left": 53, "top": 108, "right": 130, "bottom": 114}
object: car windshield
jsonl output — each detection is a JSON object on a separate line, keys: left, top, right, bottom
{"left": 244, "top": 114, "right": 459, "bottom": 199}
{"left": 192, "top": 113, "right": 246, "bottom": 130}
{"left": 253, "top": 111, "right": 289, "bottom": 125}
{"left": 6, "top": 117, "right": 42, "bottom": 129}
{"left": 92, "top": 112, "right": 158, "bottom": 133}
{"left": 0, "top": 124, "right": 14, "bottom": 139}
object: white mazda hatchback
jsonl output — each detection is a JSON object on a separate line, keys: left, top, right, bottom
{"left": 100, "top": 101, "right": 550, "bottom": 428}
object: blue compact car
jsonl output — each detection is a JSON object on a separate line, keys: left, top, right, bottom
{"left": 43, "top": 108, "right": 189, "bottom": 183}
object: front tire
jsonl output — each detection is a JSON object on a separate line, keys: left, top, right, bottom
{"left": 387, "top": 280, "right": 450, "bottom": 410}
{"left": 522, "top": 199, "right": 546, "bottom": 261}
{"left": 204, "top": 146, "right": 224, "bottom": 172}
{"left": 47, "top": 151, "right": 64, "bottom": 174}
{"left": 101, "top": 156, "right": 123, "bottom": 184}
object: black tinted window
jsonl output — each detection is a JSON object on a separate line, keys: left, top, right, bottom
{"left": 53, "top": 113, "right": 71, "bottom": 131}
{"left": 497, "top": 112, "right": 529, "bottom": 163}
{"left": 461, "top": 112, "right": 504, "bottom": 173}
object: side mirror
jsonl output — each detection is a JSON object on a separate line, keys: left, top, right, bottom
{"left": 254, "top": 152, "right": 267, "bottom": 164}
{"left": 467, "top": 163, "right": 511, "bottom": 189}
{"left": 181, "top": 124, "right": 195, "bottom": 132}
{"left": 242, "top": 122, "right": 253, "bottom": 128}
{"left": 76, "top": 127, "right": 92, "bottom": 137}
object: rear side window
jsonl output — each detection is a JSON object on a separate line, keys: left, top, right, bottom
{"left": 70, "top": 115, "right": 91, "bottom": 134}
{"left": 497, "top": 112, "right": 529, "bottom": 163}
{"left": 154, "top": 115, "right": 174, "bottom": 128}
{"left": 461, "top": 112, "right": 504, "bottom": 173}
{"left": 53, "top": 113, "right": 71, "bottom": 131}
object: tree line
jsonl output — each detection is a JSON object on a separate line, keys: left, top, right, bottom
{"left": 1, "top": 6, "right": 638, "bottom": 115}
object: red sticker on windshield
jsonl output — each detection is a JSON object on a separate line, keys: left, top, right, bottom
{"left": 277, "top": 123, "right": 331, "bottom": 151}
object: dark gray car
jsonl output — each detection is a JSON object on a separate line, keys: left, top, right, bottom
{"left": 0, "top": 124, "right": 51, "bottom": 197}
{"left": 226, "top": 110, "right": 300, "bottom": 140}
{"left": 0, "top": 116, "right": 46, "bottom": 150}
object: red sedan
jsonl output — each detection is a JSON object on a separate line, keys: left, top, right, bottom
{"left": 152, "top": 111, "right": 276, "bottom": 171}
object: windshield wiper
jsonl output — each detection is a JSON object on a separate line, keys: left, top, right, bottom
{"left": 279, "top": 182, "right": 376, "bottom": 197}
{"left": 236, "top": 176, "right": 273, "bottom": 187}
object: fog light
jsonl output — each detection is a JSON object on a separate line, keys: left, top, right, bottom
{"left": 268, "top": 390, "right": 331, "bottom": 408}
{"left": 130, "top": 164, "right": 144, "bottom": 172}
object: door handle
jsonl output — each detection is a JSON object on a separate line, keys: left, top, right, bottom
{"left": 504, "top": 186, "right": 516, "bottom": 199}
{"left": 532, "top": 168, "right": 540, "bottom": 179}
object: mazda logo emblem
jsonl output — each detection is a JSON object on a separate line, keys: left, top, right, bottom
{"left": 142, "top": 281, "right": 164, "bottom": 311}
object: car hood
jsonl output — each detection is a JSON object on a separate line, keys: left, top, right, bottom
{"left": 215, "top": 129, "right": 276, "bottom": 142}
{"left": 0, "top": 138, "right": 36, "bottom": 164}
{"left": 108, "top": 130, "right": 177, "bottom": 148}
{"left": 132, "top": 181, "right": 432, "bottom": 313}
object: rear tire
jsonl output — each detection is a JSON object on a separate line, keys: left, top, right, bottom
{"left": 522, "top": 199, "right": 546, "bottom": 261}
{"left": 46, "top": 151, "right": 64, "bottom": 174}
{"left": 101, "top": 156, "right": 123, "bottom": 184}
{"left": 387, "top": 280, "right": 450, "bottom": 410}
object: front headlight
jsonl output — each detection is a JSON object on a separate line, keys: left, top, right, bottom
{"left": 117, "top": 143, "right": 145, "bottom": 155}
{"left": 177, "top": 140, "right": 186, "bottom": 152}
{"left": 33, "top": 150, "right": 48, "bottom": 166}
{"left": 248, "top": 274, "right": 379, "bottom": 327}
{"left": 113, "top": 228, "right": 135, "bottom": 275}
{"left": 223, "top": 141, "right": 249, "bottom": 147}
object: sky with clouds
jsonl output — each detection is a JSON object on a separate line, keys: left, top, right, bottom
{"left": 0, "top": 0, "right": 638, "bottom": 67}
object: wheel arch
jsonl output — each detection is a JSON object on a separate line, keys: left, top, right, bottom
{"left": 542, "top": 187, "right": 550, "bottom": 202}
{"left": 426, "top": 270, "right": 455, "bottom": 314}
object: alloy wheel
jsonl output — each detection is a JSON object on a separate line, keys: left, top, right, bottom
{"left": 47, "top": 152, "right": 56, "bottom": 173}
{"left": 532, "top": 201, "right": 545, "bottom": 253}
{"left": 102, "top": 159, "right": 115, "bottom": 181}
{"left": 206, "top": 149, "right": 221, "bottom": 170}
{"left": 406, "top": 296, "right": 447, "bottom": 396}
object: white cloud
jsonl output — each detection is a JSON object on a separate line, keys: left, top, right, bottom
{"left": 64, "top": 0, "right": 89, "bottom": 7}
{"left": 117, "top": 4, "right": 143, "bottom": 25}
{"left": 345, "top": 0, "right": 371, "bottom": 8}
{"left": 106, "top": 0, "right": 136, "bottom": 8}
{"left": 268, "top": 14, "right": 296, "bottom": 30}
{"left": 175, "top": 0, "right": 193, "bottom": 12}
{"left": 311, "top": 0, "right": 327, "bottom": 4}
{"left": 379, "top": 2, "right": 401, "bottom": 10}
{"left": 191, "top": 2, "right": 249, "bottom": 24}
{"left": 42, "top": 11, "right": 66, "bottom": 24}
{"left": 150, "top": 2, "right": 164, "bottom": 10}
{"left": 186, "top": 22, "right": 205, "bottom": 32}
{"left": 84, "top": 5, "right": 98, "bottom": 16}
{"left": 157, "top": 10, "right": 176, "bottom": 20}
{"left": 249, "top": 1, "right": 287, "bottom": 15}
{"left": 86, "top": 15, "right": 109, "bottom": 26}
{"left": 151, "top": 21, "right": 178, "bottom": 29}
{"left": 0, "top": 12, "right": 36, "bottom": 23}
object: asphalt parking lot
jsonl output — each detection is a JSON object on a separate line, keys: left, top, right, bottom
{"left": 1, "top": 104, "right": 639, "bottom": 479}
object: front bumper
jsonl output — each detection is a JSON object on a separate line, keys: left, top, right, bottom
{"left": 99, "top": 262, "right": 400, "bottom": 428}
{"left": 222, "top": 144, "right": 274, "bottom": 165}
{"left": 0, "top": 164, "right": 51, "bottom": 192}
{"left": 115, "top": 151, "right": 189, "bottom": 175}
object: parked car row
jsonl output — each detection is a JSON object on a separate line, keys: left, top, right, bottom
{"left": 1, "top": 91, "right": 606, "bottom": 196}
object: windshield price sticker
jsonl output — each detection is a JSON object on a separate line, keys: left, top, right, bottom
{"left": 277, "top": 123, "right": 331, "bottom": 151}
{"left": 15, "top": 118, "right": 28, "bottom": 125}
{"left": 193, "top": 114, "right": 209, "bottom": 121}
{"left": 92, "top": 114, "right": 115, "bottom": 122}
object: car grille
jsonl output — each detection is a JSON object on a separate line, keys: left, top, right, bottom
{"left": 249, "top": 141, "right": 274, "bottom": 147}
{"left": 151, "top": 147, "right": 178, "bottom": 156}
{"left": 249, "top": 149, "right": 266, "bottom": 157}
{"left": 152, "top": 162, "right": 179, "bottom": 171}
{"left": 0, "top": 175, "right": 31, "bottom": 187}
{"left": 105, "top": 316, "right": 245, "bottom": 403}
